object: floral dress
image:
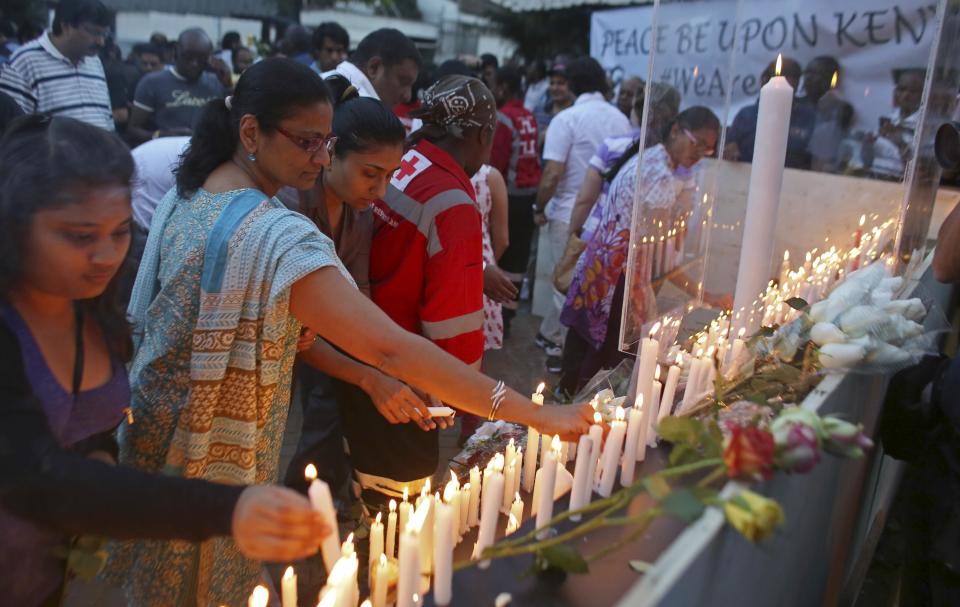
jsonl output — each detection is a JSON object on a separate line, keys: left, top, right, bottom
{"left": 471, "top": 165, "right": 503, "bottom": 350}
{"left": 560, "top": 144, "right": 694, "bottom": 349}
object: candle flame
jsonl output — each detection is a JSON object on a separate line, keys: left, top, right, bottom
{"left": 249, "top": 585, "right": 269, "bottom": 607}
{"left": 413, "top": 594, "right": 420, "bottom": 604}
{"left": 450, "top": 470, "right": 459, "bottom": 484}
{"left": 464, "top": 482, "right": 470, "bottom": 490}
{"left": 304, "top": 464, "right": 318, "bottom": 482}
{"left": 536, "top": 382, "right": 545, "bottom": 395}
{"left": 675, "top": 351, "right": 683, "bottom": 365}
{"left": 859, "top": 214, "right": 866, "bottom": 227}
{"left": 775, "top": 53, "right": 783, "bottom": 76}
{"left": 346, "top": 532, "right": 354, "bottom": 544}
{"left": 380, "top": 553, "right": 387, "bottom": 566}
{"left": 283, "top": 566, "right": 295, "bottom": 581}
{"left": 375, "top": 511, "right": 382, "bottom": 524}
{"left": 655, "top": 364, "right": 661, "bottom": 380}
{"left": 422, "top": 478, "right": 431, "bottom": 495}
{"left": 515, "top": 491, "right": 521, "bottom": 503}
{"left": 389, "top": 499, "right": 397, "bottom": 512}
{"left": 615, "top": 406, "right": 625, "bottom": 422}
{"left": 508, "top": 512, "right": 519, "bottom": 529}
{"left": 635, "top": 393, "right": 643, "bottom": 409}
{"left": 738, "top": 327, "right": 746, "bottom": 338}
{"left": 784, "top": 250, "right": 790, "bottom": 261}
{"left": 403, "top": 486, "right": 409, "bottom": 502}
{"left": 594, "top": 411, "right": 602, "bottom": 424}
{"left": 650, "top": 321, "right": 662, "bottom": 337}
{"left": 551, "top": 435, "right": 561, "bottom": 452}
{"left": 831, "top": 70, "right": 838, "bottom": 88}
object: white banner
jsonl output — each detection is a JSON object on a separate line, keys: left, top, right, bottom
{"left": 590, "top": 0, "right": 939, "bottom": 130}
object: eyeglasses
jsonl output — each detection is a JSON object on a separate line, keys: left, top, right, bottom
{"left": 275, "top": 125, "right": 338, "bottom": 155}
{"left": 682, "top": 128, "right": 715, "bottom": 156}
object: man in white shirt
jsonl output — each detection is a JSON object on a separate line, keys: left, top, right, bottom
{"left": 533, "top": 57, "right": 631, "bottom": 369}
{"left": 130, "top": 136, "right": 190, "bottom": 231}
{"left": 321, "top": 28, "right": 420, "bottom": 107}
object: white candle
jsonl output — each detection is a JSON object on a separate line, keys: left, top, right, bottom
{"left": 444, "top": 472, "right": 461, "bottom": 544}
{"left": 474, "top": 455, "right": 504, "bottom": 566}
{"left": 505, "top": 512, "right": 520, "bottom": 536}
{"left": 369, "top": 512, "right": 384, "bottom": 575}
{"left": 386, "top": 500, "right": 398, "bottom": 559}
{"left": 318, "top": 588, "right": 337, "bottom": 607}
{"left": 569, "top": 434, "right": 593, "bottom": 521}
{"left": 372, "top": 554, "right": 389, "bottom": 607}
{"left": 535, "top": 435, "right": 560, "bottom": 536}
{"left": 281, "top": 567, "right": 297, "bottom": 607}
{"left": 433, "top": 488, "right": 456, "bottom": 606}
{"left": 731, "top": 54, "right": 794, "bottom": 337}
{"left": 418, "top": 488, "right": 434, "bottom": 576}
{"left": 779, "top": 250, "right": 791, "bottom": 286}
{"left": 398, "top": 506, "right": 424, "bottom": 607}
{"left": 509, "top": 491, "right": 524, "bottom": 524}
{"left": 587, "top": 412, "right": 604, "bottom": 496}
{"left": 459, "top": 482, "right": 470, "bottom": 536}
{"left": 726, "top": 329, "right": 747, "bottom": 376}
{"left": 467, "top": 467, "right": 481, "bottom": 528}
{"left": 399, "top": 487, "right": 412, "bottom": 537}
{"left": 620, "top": 402, "right": 644, "bottom": 486}
{"left": 512, "top": 448, "right": 523, "bottom": 498}
{"left": 597, "top": 407, "right": 627, "bottom": 497}
{"left": 249, "top": 584, "right": 269, "bottom": 607}
{"left": 635, "top": 323, "right": 660, "bottom": 415}
{"left": 305, "top": 464, "right": 341, "bottom": 572}
{"left": 501, "top": 455, "right": 516, "bottom": 514}
{"left": 658, "top": 354, "right": 682, "bottom": 425}
{"left": 645, "top": 363, "right": 663, "bottom": 450}
{"left": 523, "top": 383, "right": 544, "bottom": 492}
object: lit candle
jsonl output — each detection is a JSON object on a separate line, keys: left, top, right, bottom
{"left": 386, "top": 499, "right": 398, "bottom": 559}
{"left": 646, "top": 365, "right": 663, "bottom": 449}
{"left": 418, "top": 485, "right": 434, "bottom": 576}
{"left": 523, "top": 383, "right": 544, "bottom": 492}
{"left": 509, "top": 491, "right": 524, "bottom": 524}
{"left": 281, "top": 567, "right": 297, "bottom": 607}
{"left": 597, "top": 407, "right": 627, "bottom": 497}
{"left": 459, "top": 482, "right": 470, "bottom": 536}
{"left": 372, "top": 554, "right": 389, "bottom": 607}
{"left": 779, "top": 250, "right": 791, "bottom": 286}
{"left": 854, "top": 214, "right": 865, "bottom": 249}
{"left": 249, "top": 584, "right": 269, "bottom": 607}
{"left": 727, "top": 327, "right": 747, "bottom": 375}
{"left": 587, "top": 411, "right": 604, "bottom": 497}
{"left": 467, "top": 467, "right": 481, "bottom": 528}
{"left": 369, "top": 512, "right": 384, "bottom": 576}
{"left": 502, "top": 442, "right": 516, "bottom": 513}
{"left": 680, "top": 350, "right": 705, "bottom": 414}
{"left": 620, "top": 399, "right": 644, "bottom": 485}
{"left": 731, "top": 53, "right": 794, "bottom": 337}
{"left": 305, "top": 464, "right": 341, "bottom": 572}
{"left": 569, "top": 433, "right": 593, "bottom": 521}
{"left": 474, "top": 454, "right": 504, "bottom": 566}
{"left": 398, "top": 505, "right": 424, "bottom": 607}
{"left": 433, "top": 486, "right": 456, "bottom": 606}
{"left": 512, "top": 448, "right": 523, "bottom": 498}
{"left": 658, "top": 353, "right": 682, "bottom": 426}
{"left": 399, "top": 486, "right": 412, "bottom": 537}
{"left": 535, "top": 436, "right": 561, "bottom": 537}
{"left": 635, "top": 323, "right": 660, "bottom": 447}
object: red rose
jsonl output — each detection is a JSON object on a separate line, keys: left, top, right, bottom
{"left": 723, "top": 424, "right": 776, "bottom": 481}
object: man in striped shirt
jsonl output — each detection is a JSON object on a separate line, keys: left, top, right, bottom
{"left": 0, "top": 0, "right": 113, "bottom": 131}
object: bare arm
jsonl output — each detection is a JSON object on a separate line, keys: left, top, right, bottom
{"left": 568, "top": 167, "right": 605, "bottom": 237}
{"left": 290, "top": 268, "right": 594, "bottom": 440}
{"left": 535, "top": 160, "right": 565, "bottom": 211}
{"left": 487, "top": 167, "right": 510, "bottom": 260}
{"left": 934, "top": 201, "right": 960, "bottom": 283}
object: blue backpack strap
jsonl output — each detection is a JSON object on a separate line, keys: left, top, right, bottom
{"left": 200, "top": 189, "right": 268, "bottom": 294}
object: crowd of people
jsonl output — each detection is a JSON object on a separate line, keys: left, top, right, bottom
{"left": 0, "top": 0, "right": 948, "bottom": 605}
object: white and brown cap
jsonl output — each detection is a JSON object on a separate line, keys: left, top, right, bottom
{"left": 410, "top": 75, "right": 497, "bottom": 139}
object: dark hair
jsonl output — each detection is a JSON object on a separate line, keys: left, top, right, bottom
{"left": 809, "top": 55, "right": 840, "bottom": 75}
{"left": 132, "top": 42, "right": 162, "bottom": 58}
{"left": 314, "top": 22, "right": 349, "bottom": 51}
{"left": 332, "top": 97, "right": 405, "bottom": 157}
{"left": 232, "top": 46, "right": 252, "bottom": 65}
{"left": 480, "top": 54, "right": 498, "bottom": 70}
{"left": 0, "top": 115, "right": 134, "bottom": 360}
{"left": 436, "top": 59, "right": 472, "bottom": 79}
{"left": 52, "top": 0, "right": 111, "bottom": 36}
{"left": 565, "top": 57, "right": 608, "bottom": 96}
{"left": 176, "top": 58, "right": 332, "bottom": 197}
{"left": 0, "top": 20, "right": 16, "bottom": 39}
{"left": 221, "top": 31, "right": 241, "bottom": 50}
{"left": 495, "top": 66, "right": 523, "bottom": 97}
{"left": 17, "top": 21, "right": 43, "bottom": 45}
{"left": 352, "top": 28, "right": 422, "bottom": 69}
{"left": 605, "top": 105, "right": 720, "bottom": 183}
{"left": 282, "top": 24, "right": 312, "bottom": 55}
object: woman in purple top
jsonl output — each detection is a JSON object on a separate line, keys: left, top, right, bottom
{"left": 0, "top": 115, "right": 329, "bottom": 607}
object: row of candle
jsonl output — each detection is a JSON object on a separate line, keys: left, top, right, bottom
{"left": 637, "top": 218, "right": 689, "bottom": 284}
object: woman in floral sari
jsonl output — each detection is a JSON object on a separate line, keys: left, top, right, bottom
{"left": 558, "top": 106, "right": 721, "bottom": 394}
{"left": 106, "top": 58, "right": 594, "bottom": 606}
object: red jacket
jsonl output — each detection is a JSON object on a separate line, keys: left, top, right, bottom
{"left": 370, "top": 139, "right": 484, "bottom": 367}
{"left": 491, "top": 98, "right": 541, "bottom": 195}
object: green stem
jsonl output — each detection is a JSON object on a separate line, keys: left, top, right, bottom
{"left": 585, "top": 508, "right": 662, "bottom": 563}
{"left": 696, "top": 465, "right": 728, "bottom": 488}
